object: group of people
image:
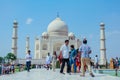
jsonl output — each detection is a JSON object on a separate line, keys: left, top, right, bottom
{"left": 45, "top": 51, "right": 58, "bottom": 71}
{"left": 25, "top": 39, "right": 95, "bottom": 77}
{"left": 0, "top": 64, "right": 15, "bottom": 75}
{"left": 59, "top": 39, "right": 94, "bottom": 77}
{"left": 45, "top": 41, "right": 81, "bottom": 72}
{"left": 111, "top": 57, "right": 120, "bottom": 69}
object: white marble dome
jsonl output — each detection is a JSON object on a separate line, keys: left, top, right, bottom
{"left": 47, "top": 17, "right": 68, "bottom": 36}
{"left": 68, "top": 32, "right": 75, "bottom": 40}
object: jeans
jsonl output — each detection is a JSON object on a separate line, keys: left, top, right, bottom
{"left": 69, "top": 58, "right": 76, "bottom": 73}
{"left": 26, "top": 61, "right": 31, "bottom": 72}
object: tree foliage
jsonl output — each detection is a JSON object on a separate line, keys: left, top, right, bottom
{"left": 6, "top": 53, "right": 17, "bottom": 61}
{"left": 0, "top": 56, "right": 4, "bottom": 64}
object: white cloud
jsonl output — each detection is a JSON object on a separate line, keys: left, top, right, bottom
{"left": 26, "top": 18, "right": 33, "bottom": 24}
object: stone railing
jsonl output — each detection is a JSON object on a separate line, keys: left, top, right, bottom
{"left": 16, "top": 59, "right": 46, "bottom": 64}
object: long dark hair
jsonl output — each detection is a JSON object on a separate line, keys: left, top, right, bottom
{"left": 53, "top": 51, "right": 57, "bottom": 58}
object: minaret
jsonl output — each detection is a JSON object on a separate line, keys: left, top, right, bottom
{"left": 12, "top": 20, "right": 18, "bottom": 57}
{"left": 26, "top": 36, "right": 30, "bottom": 54}
{"left": 99, "top": 22, "right": 107, "bottom": 65}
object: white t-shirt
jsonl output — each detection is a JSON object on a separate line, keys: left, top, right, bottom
{"left": 46, "top": 55, "right": 52, "bottom": 64}
{"left": 25, "top": 54, "right": 32, "bottom": 62}
{"left": 94, "top": 57, "right": 98, "bottom": 63}
{"left": 60, "top": 44, "right": 69, "bottom": 59}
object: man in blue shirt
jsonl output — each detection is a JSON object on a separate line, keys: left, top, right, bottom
{"left": 79, "top": 39, "right": 94, "bottom": 77}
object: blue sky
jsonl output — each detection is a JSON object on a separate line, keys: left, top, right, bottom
{"left": 0, "top": 0, "right": 120, "bottom": 61}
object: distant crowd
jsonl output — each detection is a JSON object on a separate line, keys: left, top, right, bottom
{"left": 0, "top": 64, "right": 15, "bottom": 75}
{"left": 110, "top": 57, "right": 120, "bottom": 69}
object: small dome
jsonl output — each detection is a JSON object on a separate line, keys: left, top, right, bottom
{"left": 68, "top": 32, "right": 75, "bottom": 37}
{"left": 47, "top": 17, "right": 68, "bottom": 36}
{"left": 68, "top": 32, "right": 75, "bottom": 40}
{"left": 42, "top": 32, "right": 48, "bottom": 37}
{"left": 100, "top": 22, "right": 105, "bottom": 26}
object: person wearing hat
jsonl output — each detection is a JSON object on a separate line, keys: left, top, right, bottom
{"left": 25, "top": 50, "right": 32, "bottom": 72}
{"left": 79, "top": 38, "right": 94, "bottom": 77}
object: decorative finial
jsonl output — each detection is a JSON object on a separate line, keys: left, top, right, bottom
{"left": 13, "top": 19, "right": 18, "bottom": 24}
{"left": 83, "top": 37, "right": 86, "bottom": 40}
{"left": 26, "top": 36, "right": 29, "bottom": 39}
{"left": 100, "top": 22, "right": 105, "bottom": 26}
{"left": 57, "top": 12, "right": 59, "bottom": 17}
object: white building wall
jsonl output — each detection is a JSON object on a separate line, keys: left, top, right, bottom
{"left": 17, "top": 59, "right": 45, "bottom": 64}
{"left": 34, "top": 35, "right": 81, "bottom": 59}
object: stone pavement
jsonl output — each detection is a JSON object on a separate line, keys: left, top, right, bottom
{"left": 0, "top": 69, "right": 120, "bottom": 80}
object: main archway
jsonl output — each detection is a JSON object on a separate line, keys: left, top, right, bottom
{"left": 53, "top": 43, "right": 63, "bottom": 56}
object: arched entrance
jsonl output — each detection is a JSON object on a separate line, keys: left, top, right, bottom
{"left": 53, "top": 43, "right": 63, "bottom": 56}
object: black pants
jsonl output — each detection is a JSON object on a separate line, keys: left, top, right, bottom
{"left": 26, "top": 61, "right": 31, "bottom": 72}
{"left": 60, "top": 58, "right": 70, "bottom": 73}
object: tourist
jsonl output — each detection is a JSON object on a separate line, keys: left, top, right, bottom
{"left": 76, "top": 50, "right": 81, "bottom": 73}
{"left": 79, "top": 38, "right": 94, "bottom": 77}
{"left": 118, "top": 58, "right": 120, "bottom": 69}
{"left": 110, "top": 58, "right": 114, "bottom": 69}
{"left": 52, "top": 51, "right": 57, "bottom": 71}
{"left": 115, "top": 57, "right": 119, "bottom": 69}
{"left": 19, "top": 64, "right": 22, "bottom": 71}
{"left": 1, "top": 64, "right": 4, "bottom": 75}
{"left": 60, "top": 40, "right": 70, "bottom": 74}
{"left": 21, "top": 64, "right": 24, "bottom": 71}
{"left": 94, "top": 55, "right": 99, "bottom": 69}
{"left": 58, "top": 52, "right": 62, "bottom": 67}
{"left": 46, "top": 53, "right": 52, "bottom": 70}
{"left": 36, "top": 64, "right": 38, "bottom": 69}
{"left": 25, "top": 50, "right": 32, "bottom": 72}
{"left": 11, "top": 64, "right": 15, "bottom": 73}
{"left": 113, "top": 58, "right": 116, "bottom": 69}
{"left": 90, "top": 57, "right": 94, "bottom": 69}
{"left": 69, "top": 45, "right": 77, "bottom": 73}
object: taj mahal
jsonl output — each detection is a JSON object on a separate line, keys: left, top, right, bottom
{"left": 11, "top": 15, "right": 107, "bottom": 65}
{"left": 34, "top": 16, "right": 81, "bottom": 59}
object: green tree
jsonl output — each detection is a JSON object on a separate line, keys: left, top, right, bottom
{"left": 5, "top": 53, "right": 17, "bottom": 63}
{"left": 0, "top": 56, "right": 4, "bottom": 64}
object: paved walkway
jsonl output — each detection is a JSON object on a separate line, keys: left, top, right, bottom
{"left": 0, "top": 69, "right": 120, "bottom": 80}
